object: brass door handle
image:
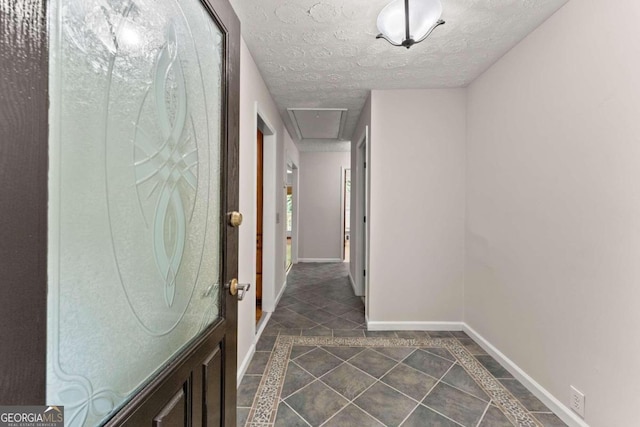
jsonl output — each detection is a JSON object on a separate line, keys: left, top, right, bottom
{"left": 228, "top": 211, "right": 243, "bottom": 227}
{"left": 225, "top": 278, "right": 251, "bottom": 301}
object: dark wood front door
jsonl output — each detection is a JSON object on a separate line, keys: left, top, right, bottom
{"left": 0, "top": 0, "right": 241, "bottom": 425}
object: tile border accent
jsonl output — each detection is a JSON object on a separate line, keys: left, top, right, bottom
{"left": 367, "top": 320, "right": 464, "bottom": 331}
{"left": 245, "top": 335, "right": 544, "bottom": 427}
{"left": 463, "top": 324, "right": 588, "bottom": 427}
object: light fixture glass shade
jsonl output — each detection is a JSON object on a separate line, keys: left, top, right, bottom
{"left": 377, "top": 0, "right": 443, "bottom": 45}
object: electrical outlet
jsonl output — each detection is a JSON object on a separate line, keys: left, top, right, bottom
{"left": 570, "top": 386, "right": 585, "bottom": 417}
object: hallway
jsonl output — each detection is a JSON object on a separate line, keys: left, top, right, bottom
{"left": 237, "top": 263, "right": 566, "bottom": 427}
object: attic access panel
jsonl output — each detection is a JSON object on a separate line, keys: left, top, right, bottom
{"left": 287, "top": 108, "right": 348, "bottom": 140}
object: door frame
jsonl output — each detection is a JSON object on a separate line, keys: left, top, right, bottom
{"left": 340, "top": 167, "right": 351, "bottom": 262}
{"left": 0, "top": 1, "right": 241, "bottom": 425}
{"left": 254, "top": 105, "right": 278, "bottom": 316}
{"left": 285, "top": 159, "right": 299, "bottom": 271}
{"left": 355, "top": 127, "right": 370, "bottom": 310}
{"left": 291, "top": 163, "right": 300, "bottom": 265}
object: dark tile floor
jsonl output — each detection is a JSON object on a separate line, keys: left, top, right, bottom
{"left": 238, "top": 263, "right": 567, "bottom": 427}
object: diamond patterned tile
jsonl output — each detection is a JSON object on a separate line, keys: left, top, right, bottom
{"left": 420, "top": 347, "right": 456, "bottom": 362}
{"left": 274, "top": 401, "right": 310, "bottom": 427}
{"left": 401, "top": 405, "right": 461, "bottom": 427}
{"left": 323, "top": 404, "right": 384, "bottom": 427}
{"left": 395, "top": 331, "right": 429, "bottom": 339}
{"left": 475, "top": 355, "right": 514, "bottom": 379}
{"left": 532, "top": 412, "right": 568, "bottom": 427}
{"left": 339, "top": 309, "right": 366, "bottom": 325}
{"left": 294, "top": 347, "right": 343, "bottom": 377}
{"left": 428, "top": 331, "right": 454, "bottom": 338}
{"left": 500, "top": 379, "right": 549, "bottom": 412}
{"left": 282, "top": 362, "right": 315, "bottom": 398}
{"left": 354, "top": 382, "right": 418, "bottom": 427}
{"left": 285, "top": 380, "right": 348, "bottom": 426}
{"left": 322, "top": 346, "right": 365, "bottom": 361}
{"left": 300, "top": 308, "right": 336, "bottom": 324}
{"left": 322, "top": 301, "right": 354, "bottom": 316}
{"left": 237, "top": 375, "right": 262, "bottom": 407}
{"left": 479, "top": 405, "right": 515, "bottom": 426}
{"left": 372, "top": 346, "right": 416, "bottom": 362}
{"left": 290, "top": 345, "right": 316, "bottom": 359}
{"left": 256, "top": 335, "right": 277, "bottom": 352}
{"left": 286, "top": 301, "right": 321, "bottom": 316}
{"left": 322, "top": 316, "right": 361, "bottom": 330}
{"left": 321, "top": 362, "right": 376, "bottom": 400}
{"left": 381, "top": 364, "right": 437, "bottom": 401}
{"left": 246, "top": 352, "right": 271, "bottom": 375}
{"left": 301, "top": 326, "right": 332, "bottom": 337}
{"left": 456, "top": 338, "right": 487, "bottom": 355}
{"left": 441, "top": 364, "right": 490, "bottom": 402}
{"left": 403, "top": 349, "right": 454, "bottom": 379}
{"left": 348, "top": 349, "right": 398, "bottom": 378}
{"left": 237, "top": 407, "right": 250, "bottom": 427}
{"left": 422, "top": 382, "right": 489, "bottom": 427}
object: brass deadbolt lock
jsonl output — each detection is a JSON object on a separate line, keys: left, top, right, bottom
{"left": 228, "top": 211, "right": 243, "bottom": 227}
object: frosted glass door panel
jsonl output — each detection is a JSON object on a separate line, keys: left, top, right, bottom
{"left": 47, "top": 0, "right": 224, "bottom": 425}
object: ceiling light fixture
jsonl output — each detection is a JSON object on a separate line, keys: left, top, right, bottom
{"left": 376, "top": 0, "right": 445, "bottom": 49}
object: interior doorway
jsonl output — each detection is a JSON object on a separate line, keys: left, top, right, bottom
{"left": 343, "top": 168, "right": 351, "bottom": 262}
{"left": 256, "top": 129, "right": 264, "bottom": 324}
{"left": 359, "top": 142, "right": 367, "bottom": 290}
{"left": 286, "top": 163, "right": 294, "bottom": 272}
{"left": 355, "top": 126, "right": 369, "bottom": 307}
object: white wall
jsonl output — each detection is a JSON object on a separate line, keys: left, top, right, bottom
{"left": 367, "top": 89, "right": 466, "bottom": 324}
{"left": 466, "top": 0, "right": 640, "bottom": 425}
{"left": 298, "top": 151, "right": 350, "bottom": 261}
{"left": 237, "top": 38, "right": 299, "bottom": 379}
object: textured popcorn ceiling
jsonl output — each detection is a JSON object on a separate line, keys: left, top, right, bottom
{"left": 230, "top": 0, "right": 568, "bottom": 148}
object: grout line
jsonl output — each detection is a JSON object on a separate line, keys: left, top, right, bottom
{"left": 420, "top": 347, "right": 457, "bottom": 363}
{"left": 474, "top": 399, "right": 492, "bottom": 427}
{"left": 279, "top": 400, "right": 312, "bottom": 426}
{"left": 398, "top": 402, "right": 466, "bottom": 427}
{"left": 418, "top": 347, "right": 459, "bottom": 364}
{"left": 439, "top": 362, "right": 492, "bottom": 403}
{"left": 367, "top": 346, "right": 417, "bottom": 363}
{"left": 289, "top": 345, "right": 318, "bottom": 361}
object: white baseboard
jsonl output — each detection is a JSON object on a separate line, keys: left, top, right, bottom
{"left": 463, "top": 324, "right": 589, "bottom": 427}
{"left": 367, "top": 320, "right": 464, "bottom": 331}
{"left": 238, "top": 310, "right": 274, "bottom": 385}
{"left": 237, "top": 343, "right": 256, "bottom": 385}
{"left": 298, "top": 258, "right": 342, "bottom": 263}
{"left": 256, "top": 311, "right": 272, "bottom": 338}
{"left": 348, "top": 270, "right": 361, "bottom": 297}
{"left": 274, "top": 278, "right": 288, "bottom": 308}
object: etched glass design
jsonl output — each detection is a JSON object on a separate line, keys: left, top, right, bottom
{"left": 47, "top": 0, "right": 223, "bottom": 425}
